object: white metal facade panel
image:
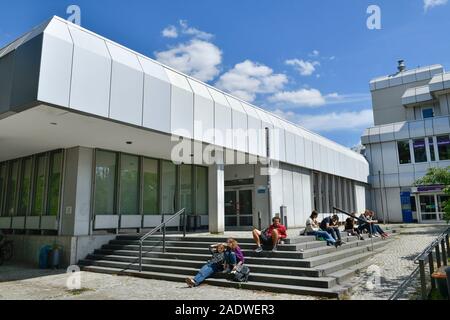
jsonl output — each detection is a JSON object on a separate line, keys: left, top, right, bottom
{"left": 304, "top": 137, "right": 314, "bottom": 169}
{"left": 38, "top": 19, "right": 73, "bottom": 107}
{"left": 295, "top": 134, "right": 305, "bottom": 167}
{"left": 409, "top": 121, "right": 425, "bottom": 138}
{"left": 292, "top": 170, "right": 303, "bottom": 224}
{"left": 25, "top": 216, "right": 40, "bottom": 229}
{"left": 270, "top": 168, "right": 283, "bottom": 217}
{"left": 381, "top": 141, "right": 399, "bottom": 174}
{"left": 41, "top": 216, "right": 58, "bottom": 230}
{"left": 94, "top": 215, "right": 119, "bottom": 229}
{"left": 285, "top": 129, "right": 296, "bottom": 165}
{"left": 139, "top": 57, "right": 171, "bottom": 133}
{"left": 301, "top": 172, "right": 312, "bottom": 217}
{"left": 165, "top": 69, "right": 194, "bottom": 138}
{"left": 282, "top": 168, "right": 295, "bottom": 226}
{"left": 393, "top": 123, "right": 410, "bottom": 140}
{"left": 370, "top": 144, "right": 383, "bottom": 174}
{"left": 0, "top": 217, "right": 11, "bottom": 229}
{"left": 208, "top": 88, "right": 232, "bottom": 149}
{"left": 68, "top": 26, "right": 111, "bottom": 117}
{"left": 188, "top": 79, "right": 214, "bottom": 144}
{"left": 120, "top": 215, "right": 142, "bottom": 228}
{"left": 241, "top": 102, "right": 262, "bottom": 156}
{"left": 226, "top": 96, "right": 248, "bottom": 153}
{"left": 433, "top": 117, "right": 450, "bottom": 135}
{"left": 255, "top": 109, "right": 273, "bottom": 157}
{"left": 355, "top": 184, "right": 366, "bottom": 213}
{"left": 106, "top": 42, "right": 143, "bottom": 126}
{"left": 11, "top": 217, "right": 25, "bottom": 229}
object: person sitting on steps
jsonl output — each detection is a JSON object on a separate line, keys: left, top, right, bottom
{"left": 319, "top": 214, "right": 344, "bottom": 246}
{"left": 344, "top": 215, "right": 364, "bottom": 241}
{"left": 223, "top": 238, "right": 245, "bottom": 273}
{"left": 358, "top": 210, "right": 389, "bottom": 239}
{"left": 252, "top": 216, "right": 287, "bottom": 253}
{"left": 305, "top": 211, "right": 341, "bottom": 248}
{"left": 185, "top": 243, "right": 226, "bottom": 287}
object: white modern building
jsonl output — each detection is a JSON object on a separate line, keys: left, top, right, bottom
{"left": 0, "top": 17, "right": 369, "bottom": 265}
{"left": 362, "top": 61, "right": 450, "bottom": 223}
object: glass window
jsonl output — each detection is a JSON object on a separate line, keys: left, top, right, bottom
{"left": 143, "top": 158, "right": 159, "bottom": 215}
{"left": 422, "top": 108, "right": 434, "bottom": 119}
{"left": 119, "top": 154, "right": 139, "bottom": 215}
{"left": 428, "top": 137, "right": 436, "bottom": 162}
{"left": 6, "top": 160, "right": 19, "bottom": 216}
{"left": 94, "top": 150, "right": 117, "bottom": 215}
{"left": 161, "top": 161, "right": 176, "bottom": 214}
{"left": 0, "top": 163, "right": 7, "bottom": 217}
{"left": 32, "top": 155, "right": 47, "bottom": 216}
{"left": 195, "top": 166, "right": 208, "bottom": 215}
{"left": 179, "top": 165, "right": 192, "bottom": 215}
{"left": 398, "top": 141, "right": 411, "bottom": 164}
{"left": 18, "top": 158, "right": 32, "bottom": 216}
{"left": 413, "top": 139, "right": 427, "bottom": 163}
{"left": 419, "top": 195, "right": 437, "bottom": 221}
{"left": 437, "top": 135, "right": 450, "bottom": 160}
{"left": 47, "top": 151, "right": 63, "bottom": 216}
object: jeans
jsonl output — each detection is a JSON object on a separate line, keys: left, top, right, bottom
{"left": 324, "top": 227, "right": 341, "bottom": 241}
{"left": 307, "top": 231, "right": 336, "bottom": 245}
{"left": 224, "top": 251, "right": 237, "bottom": 266}
{"left": 193, "top": 263, "right": 222, "bottom": 285}
{"left": 359, "top": 224, "right": 384, "bottom": 235}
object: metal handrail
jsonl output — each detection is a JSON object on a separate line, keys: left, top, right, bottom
{"left": 138, "top": 208, "right": 186, "bottom": 272}
{"left": 389, "top": 227, "right": 450, "bottom": 300}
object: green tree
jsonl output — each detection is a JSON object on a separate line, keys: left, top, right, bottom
{"left": 415, "top": 167, "right": 450, "bottom": 224}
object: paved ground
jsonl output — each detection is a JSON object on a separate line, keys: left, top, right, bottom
{"left": 347, "top": 225, "right": 448, "bottom": 300}
{"left": 0, "top": 224, "right": 446, "bottom": 300}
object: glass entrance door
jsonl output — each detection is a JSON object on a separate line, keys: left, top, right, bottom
{"left": 224, "top": 189, "right": 253, "bottom": 229}
{"left": 418, "top": 194, "right": 447, "bottom": 222}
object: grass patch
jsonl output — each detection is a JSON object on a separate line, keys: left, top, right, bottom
{"left": 66, "top": 288, "right": 94, "bottom": 295}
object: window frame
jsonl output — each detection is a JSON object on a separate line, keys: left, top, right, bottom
{"left": 397, "top": 140, "right": 413, "bottom": 165}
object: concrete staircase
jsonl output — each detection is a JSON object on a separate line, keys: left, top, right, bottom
{"left": 79, "top": 227, "right": 399, "bottom": 298}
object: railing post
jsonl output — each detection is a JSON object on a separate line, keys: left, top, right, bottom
{"left": 139, "top": 241, "right": 142, "bottom": 272}
{"left": 258, "top": 211, "right": 262, "bottom": 231}
{"left": 428, "top": 252, "right": 436, "bottom": 290}
{"left": 419, "top": 259, "right": 427, "bottom": 300}
{"left": 436, "top": 245, "right": 442, "bottom": 268}
{"left": 441, "top": 239, "right": 447, "bottom": 266}
{"left": 163, "top": 223, "right": 166, "bottom": 253}
{"left": 183, "top": 210, "right": 187, "bottom": 238}
{"left": 446, "top": 234, "right": 450, "bottom": 257}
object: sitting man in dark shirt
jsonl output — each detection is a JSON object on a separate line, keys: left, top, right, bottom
{"left": 320, "top": 214, "right": 344, "bottom": 246}
{"left": 252, "top": 216, "right": 287, "bottom": 253}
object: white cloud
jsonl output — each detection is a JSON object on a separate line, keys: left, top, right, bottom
{"left": 273, "top": 109, "right": 374, "bottom": 132}
{"left": 424, "top": 0, "right": 448, "bottom": 11}
{"left": 309, "top": 50, "right": 320, "bottom": 57}
{"left": 269, "top": 88, "right": 326, "bottom": 107}
{"left": 285, "top": 59, "right": 320, "bottom": 76}
{"left": 215, "top": 60, "right": 288, "bottom": 102}
{"left": 155, "top": 39, "right": 222, "bottom": 82}
{"left": 269, "top": 89, "right": 371, "bottom": 108}
{"left": 179, "top": 20, "right": 213, "bottom": 40}
{"left": 162, "top": 25, "right": 178, "bottom": 38}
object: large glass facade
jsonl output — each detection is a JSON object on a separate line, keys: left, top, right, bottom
{"left": 195, "top": 166, "right": 208, "bottom": 215}
{"left": 18, "top": 158, "right": 32, "bottom": 216}
{"left": 47, "top": 151, "right": 63, "bottom": 216}
{"left": 161, "top": 161, "right": 176, "bottom": 214}
{"left": 179, "top": 165, "right": 193, "bottom": 215}
{"left": 32, "top": 155, "right": 47, "bottom": 216}
{"left": 119, "top": 154, "right": 139, "bottom": 215}
{"left": 94, "top": 151, "right": 117, "bottom": 215}
{"left": 143, "top": 158, "right": 159, "bottom": 215}
{"left": 0, "top": 164, "right": 7, "bottom": 217}
{"left": 6, "top": 160, "right": 19, "bottom": 216}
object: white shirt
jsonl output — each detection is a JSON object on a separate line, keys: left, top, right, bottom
{"left": 305, "top": 218, "right": 319, "bottom": 233}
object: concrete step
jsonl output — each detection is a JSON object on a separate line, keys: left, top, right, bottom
{"left": 78, "top": 259, "right": 336, "bottom": 288}
{"left": 85, "top": 254, "right": 322, "bottom": 277}
{"left": 80, "top": 265, "right": 345, "bottom": 298}
{"left": 295, "top": 239, "right": 390, "bottom": 268}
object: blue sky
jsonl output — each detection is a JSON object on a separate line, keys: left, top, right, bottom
{"left": 1, "top": 0, "right": 450, "bottom": 147}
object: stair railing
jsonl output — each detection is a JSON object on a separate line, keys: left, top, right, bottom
{"left": 138, "top": 208, "right": 186, "bottom": 272}
{"left": 332, "top": 207, "right": 374, "bottom": 251}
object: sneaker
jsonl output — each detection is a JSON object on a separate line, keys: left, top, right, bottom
{"left": 255, "top": 246, "right": 263, "bottom": 253}
{"left": 185, "top": 277, "right": 195, "bottom": 288}
{"left": 272, "top": 246, "right": 278, "bottom": 252}
{"left": 373, "top": 234, "right": 380, "bottom": 238}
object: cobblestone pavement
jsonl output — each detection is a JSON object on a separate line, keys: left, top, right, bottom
{"left": 347, "top": 225, "right": 448, "bottom": 300}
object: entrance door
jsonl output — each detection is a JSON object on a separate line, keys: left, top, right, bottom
{"left": 419, "top": 195, "right": 438, "bottom": 221}
{"left": 224, "top": 189, "right": 253, "bottom": 229}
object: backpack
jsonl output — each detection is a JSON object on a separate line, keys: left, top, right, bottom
{"left": 232, "top": 264, "right": 250, "bottom": 282}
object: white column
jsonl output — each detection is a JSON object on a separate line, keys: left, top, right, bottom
{"left": 208, "top": 163, "right": 225, "bottom": 234}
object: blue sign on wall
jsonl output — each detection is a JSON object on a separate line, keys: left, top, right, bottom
{"left": 400, "top": 192, "right": 413, "bottom": 223}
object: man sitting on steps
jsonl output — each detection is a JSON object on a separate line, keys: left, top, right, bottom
{"left": 252, "top": 216, "right": 287, "bottom": 253}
